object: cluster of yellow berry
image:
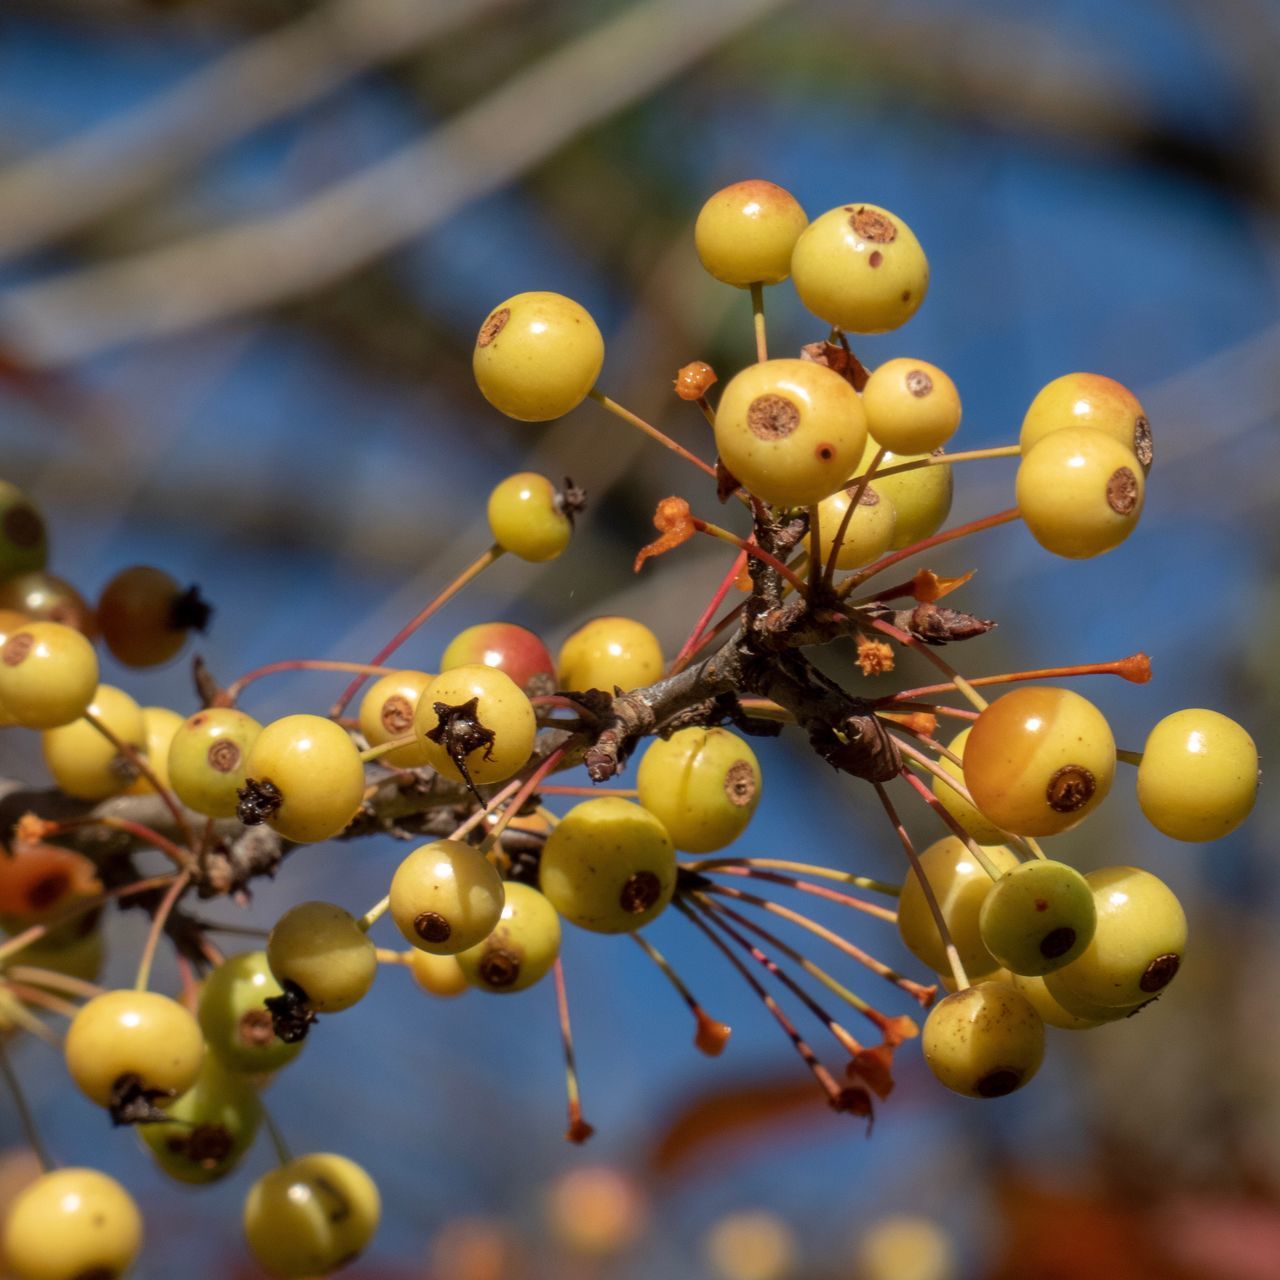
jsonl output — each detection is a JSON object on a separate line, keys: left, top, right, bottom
{"left": 0, "top": 179, "right": 1259, "bottom": 1279}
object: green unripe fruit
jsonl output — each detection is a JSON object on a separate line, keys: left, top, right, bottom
{"left": 636, "top": 727, "right": 761, "bottom": 853}
{"left": 539, "top": 798, "right": 676, "bottom": 933}
{"left": 168, "top": 707, "right": 262, "bottom": 818}
{"left": 922, "top": 981, "right": 1045, "bottom": 1098}
{"left": 198, "top": 950, "right": 304, "bottom": 1074}
{"left": 0, "top": 481, "right": 48, "bottom": 580}
{"left": 978, "top": 859, "right": 1096, "bottom": 976}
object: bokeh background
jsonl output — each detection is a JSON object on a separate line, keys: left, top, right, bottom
{"left": 0, "top": 0, "right": 1277, "bottom": 1276}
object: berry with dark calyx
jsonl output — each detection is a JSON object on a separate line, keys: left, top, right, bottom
{"left": 1020, "top": 372, "right": 1152, "bottom": 471}
{"left": 862, "top": 358, "right": 961, "bottom": 454}
{"left": 197, "top": 949, "right": 304, "bottom": 1074}
{"left": 414, "top": 665, "right": 536, "bottom": 789}
{"left": 124, "top": 704, "right": 184, "bottom": 795}
{"left": 64, "top": 989, "right": 204, "bottom": 1118}
{"left": 440, "top": 621, "right": 555, "bottom": 695}
{"left": 456, "top": 881, "right": 560, "bottom": 993}
{"left": 2, "top": 1167, "right": 142, "bottom": 1280}
{"left": 266, "top": 901, "right": 377, "bottom": 1014}
{"left": 896, "top": 837, "right": 1020, "bottom": 977}
{"left": 40, "top": 682, "right": 145, "bottom": 800}
{"left": 243, "top": 1153, "right": 380, "bottom": 1279}
{"left": 815, "top": 480, "right": 897, "bottom": 570}
{"left": 487, "top": 471, "right": 576, "bottom": 562}
{"left": 0, "top": 620, "right": 99, "bottom": 728}
{"left": 694, "top": 179, "right": 808, "bottom": 287}
{"left": 963, "top": 687, "right": 1116, "bottom": 837}
{"left": 713, "top": 358, "right": 868, "bottom": 508}
{"left": 97, "top": 565, "right": 210, "bottom": 668}
{"left": 168, "top": 706, "right": 263, "bottom": 818}
{"left": 921, "top": 980, "right": 1045, "bottom": 1098}
{"left": 1016, "top": 427, "right": 1145, "bottom": 559}
{"left": 0, "top": 570, "right": 95, "bottom": 637}
{"left": 636, "top": 726, "right": 762, "bottom": 853}
{"left": 978, "top": 859, "right": 1096, "bottom": 976}
{"left": 1136, "top": 708, "right": 1258, "bottom": 842}
{"left": 473, "top": 291, "right": 604, "bottom": 422}
{"left": 790, "top": 203, "right": 929, "bottom": 333}
{"left": 240, "top": 714, "right": 365, "bottom": 843}
{"left": 389, "top": 839, "right": 505, "bottom": 954}
{"left": 0, "top": 480, "right": 47, "bottom": 580}
{"left": 540, "top": 797, "right": 676, "bottom": 933}
{"left": 357, "top": 669, "right": 433, "bottom": 768}
{"left": 139, "top": 1054, "right": 261, "bottom": 1184}
{"left": 1045, "top": 865, "right": 1186, "bottom": 1009}
{"left": 409, "top": 949, "right": 469, "bottom": 998}
{"left": 557, "top": 615, "right": 663, "bottom": 694}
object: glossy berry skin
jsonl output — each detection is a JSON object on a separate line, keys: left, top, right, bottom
{"left": 96, "top": 565, "right": 193, "bottom": 667}
{"left": 1136, "top": 708, "right": 1258, "bottom": 842}
{"left": 713, "top": 358, "right": 868, "bottom": 509}
{"left": 896, "top": 837, "right": 1020, "bottom": 977}
{"left": 815, "top": 480, "right": 897, "bottom": 570}
{"left": 409, "top": 949, "right": 469, "bottom": 998}
{"left": 964, "top": 687, "right": 1116, "bottom": 837}
{"left": 852, "top": 442, "right": 952, "bottom": 549}
{"left": 930, "top": 727, "right": 1008, "bottom": 845}
{"left": 1016, "top": 427, "right": 1144, "bottom": 559}
{"left": 64, "top": 989, "right": 204, "bottom": 1109}
{"left": 267, "top": 901, "right": 377, "bottom": 1012}
{"left": 198, "top": 950, "right": 304, "bottom": 1073}
{"left": 41, "top": 683, "right": 145, "bottom": 801}
{"left": 922, "top": 981, "right": 1045, "bottom": 1098}
{"left": 473, "top": 291, "right": 603, "bottom": 422}
{"left": 124, "top": 705, "right": 184, "bottom": 795}
{"left": 978, "top": 859, "right": 1096, "bottom": 976}
{"left": 694, "top": 180, "right": 808, "bottom": 287}
{"left": 414, "top": 664, "right": 536, "bottom": 787}
{"left": 636, "top": 727, "right": 762, "bottom": 853}
{"left": 168, "top": 707, "right": 262, "bottom": 818}
{"left": 790, "top": 203, "right": 929, "bottom": 333}
{"left": 2, "top": 1167, "right": 142, "bottom": 1280}
{"left": 1020, "top": 372, "right": 1152, "bottom": 471}
{"left": 540, "top": 798, "right": 676, "bottom": 933}
{"left": 1010, "top": 972, "right": 1107, "bottom": 1030}
{"left": 0, "top": 621, "right": 99, "bottom": 729}
{"left": 1046, "top": 866, "right": 1186, "bottom": 1009}
{"left": 456, "top": 881, "right": 560, "bottom": 993}
{"left": 243, "top": 1152, "right": 380, "bottom": 1279}
{"left": 557, "top": 616, "right": 663, "bottom": 693}
{"left": 487, "top": 471, "right": 573, "bottom": 562}
{"left": 0, "top": 481, "right": 47, "bottom": 581}
{"left": 140, "top": 1054, "right": 262, "bottom": 1184}
{"left": 389, "top": 839, "right": 505, "bottom": 954}
{"left": 440, "top": 621, "right": 555, "bottom": 694}
{"left": 863, "top": 358, "right": 961, "bottom": 454}
{"left": 0, "top": 571, "right": 95, "bottom": 638}
{"left": 0, "top": 608, "right": 29, "bottom": 724}
{"left": 243, "top": 714, "right": 365, "bottom": 843}
{"left": 357, "top": 670, "right": 433, "bottom": 768}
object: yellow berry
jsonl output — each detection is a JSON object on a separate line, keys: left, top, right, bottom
{"left": 0, "top": 621, "right": 98, "bottom": 729}
{"left": 473, "top": 291, "right": 603, "bottom": 421}
{"left": 815, "top": 479, "right": 897, "bottom": 569}
{"left": 124, "top": 705, "right": 185, "bottom": 795}
{"left": 198, "top": 949, "right": 304, "bottom": 1074}
{"left": 557, "top": 615, "right": 663, "bottom": 693}
{"left": 1016, "top": 427, "right": 1144, "bottom": 559}
{"left": 1020, "top": 372, "right": 1152, "bottom": 470}
{"left": 930, "top": 727, "right": 1009, "bottom": 845}
{"left": 863, "top": 358, "right": 961, "bottom": 454}
{"left": 694, "top": 180, "right": 808, "bottom": 286}
{"left": 242, "top": 714, "right": 365, "bottom": 843}
{"left": 714, "top": 358, "right": 867, "bottom": 508}
{"left": 486, "top": 472, "right": 573, "bottom": 562}
{"left": 357, "top": 669, "right": 433, "bottom": 767}
{"left": 1136, "top": 708, "right": 1258, "bottom": 842}
{"left": 389, "top": 839, "right": 505, "bottom": 954}
{"left": 1009, "top": 972, "right": 1106, "bottom": 1030}
{"left": 267, "top": 901, "right": 377, "bottom": 1012}
{"left": 791, "top": 203, "right": 929, "bottom": 333}
{"left": 636, "top": 726, "right": 762, "bottom": 853}
{"left": 414, "top": 664, "right": 536, "bottom": 787}
{"left": 167, "top": 706, "right": 262, "bottom": 818}
{"left": 456, "top": 881, "right": 560, "bottom": 993}
{"left": 409, "top": 949, "right": 469, "bottom": 998}
{"left": 40, "top": 683, "right": 145, "bottom": 800}
{"left": 3, "top": 1167, "right": 142, "bottom": 1280}
{"left": 853, "top": 442, "right": 952, "bottom": 549}
{"left": 921, "top": 980, "right": 1044, "bottom": 1098}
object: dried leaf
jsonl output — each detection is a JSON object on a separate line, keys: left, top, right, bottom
{"left": 911, "top": 568, "right": 974, "bottom": 602}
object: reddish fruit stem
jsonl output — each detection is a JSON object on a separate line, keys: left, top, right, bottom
{"left": 222, "top": 659, "right": 405, "bottom": 706}
{"left": 668, "top": 548, "right": 750, "bottom": 675}
{"left": 694, "top": 521, "right": 809, "bottom": 594}
{"left": 885, "top": 652, "right": 1152, "bottom": 703}
{"left": 700, "top": 865, "right": 897, "bottom": 923}
{"left": 553, "top": 959, "right": 593, "bottom": 1144}
{"left": 630, "top": 932, "right": 730, "bottom": 1056}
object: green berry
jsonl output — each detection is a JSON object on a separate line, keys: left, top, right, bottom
{"left": 977, "top": 859, "right": 1096, "bottom": 976}
{"left": 922, "top": 980, "right": 1045, "bottom": 1098}
{"left": 539, "top": 797, "right": 676, "bottom": 933}
{"left": 473, "top": 291, "right": 603, "bottom": 422}
{"left": 168, "top": 707, "right": 263, "bottom": 818}
{"left": 198, "top": 950, "right": 304, "bottom": 1074}
{"left": 0, "top": 481, "right": 47, "bottom": 580}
